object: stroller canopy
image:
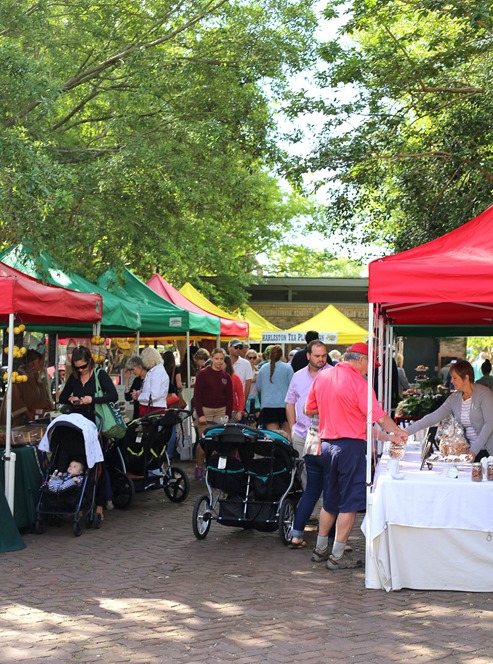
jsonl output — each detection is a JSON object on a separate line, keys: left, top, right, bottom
{"left": 39, "top": 414, "right": 103, "bottom": 468}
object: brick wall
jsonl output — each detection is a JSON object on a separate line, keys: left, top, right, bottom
{"left": 252, "top": 303, "right": 369, "bottom": 331}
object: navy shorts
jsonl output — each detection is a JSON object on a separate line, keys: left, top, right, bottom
{"left": 259, "top": 407, "right": 287, "bottom": 428}
{"left": 321, "top": 438, "right": 366, "bottom": 514}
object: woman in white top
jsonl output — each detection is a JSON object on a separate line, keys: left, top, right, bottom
{"left": 137, "top": 347, "right": 169, "bottom": 416}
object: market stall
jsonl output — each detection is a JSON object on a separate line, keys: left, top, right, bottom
{"left": 0, "top": 262, "right": 102, "bottom": 546}
{"left": 288, "top": 304, "right": 367, "bottom": 345}
{"left": 366, "top": 202, "right": 493, "bottom": 590}
{"left": 365, "top": 446, "right": 493, "bottom": 591}
{"left": 0, "top": 245, "right": 140, "bottom": 335}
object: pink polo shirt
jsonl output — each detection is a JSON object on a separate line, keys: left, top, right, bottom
{"left": 306, "top": 361, "right": 386, "bottom": 441}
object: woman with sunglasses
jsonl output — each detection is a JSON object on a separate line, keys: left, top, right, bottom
{"left": 59, "top": 346, "right": 118, "bottom": 419}
{"left": 59, "top": 345, "right": 118, "bottom": 525}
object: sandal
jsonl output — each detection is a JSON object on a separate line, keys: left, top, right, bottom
{"left": 288, "top": 539, "right": 307, "bottom": 549}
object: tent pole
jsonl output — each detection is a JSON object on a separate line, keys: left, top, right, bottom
{"left": 4, "top": 313, "right": 17, "bottom": 513}
{"left": 384, "top": 321, "right": 391, "bottom": 414}
{"left": 365, "top": 303, "right": 380, "bottom": 589}
{"left": 377, "top": 316, "right": 384, "bottom": 405}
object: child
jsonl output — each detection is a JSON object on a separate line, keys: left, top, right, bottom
{"left": 48, "top": 460, "right": 85, "bottom": 493}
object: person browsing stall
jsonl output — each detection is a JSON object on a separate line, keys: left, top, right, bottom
{"left": 285, "top": 340, "right": 332, "bottom": 548}
{"left": 305, "top": 342, "right": 407, "bottom": 570}
{"left": 137, "top": 347, "right": 169, "bottom": 416}
{"left": 405, "top": 359, "right": 493, "bottom": 461}
{"left": 193, "top": 348, "right": 234, "bottom": 479}
{"left": 256, "top": 344, "right": 293, "bottom": 437}
{"left": 123, "top": 355, "right": 147, "bottom": 420}
{"left": 59, "top": 345, "right": 119, "bottom": 524}
{"left": 227, "top": 339, "right": 253, "bottom": 400}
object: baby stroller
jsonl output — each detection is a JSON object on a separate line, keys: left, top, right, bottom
{"left": 121, "top": 408, "right": 191, "bottom": 503}
{"left": 35, "top": 413, "right": 104, "bottom": 537}
{"left": 192, "top": 423, "right": 303, "bottom": 543}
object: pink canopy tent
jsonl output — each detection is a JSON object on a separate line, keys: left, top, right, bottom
{"left": 146, "top": 273, "right": 248, "bottom": 338}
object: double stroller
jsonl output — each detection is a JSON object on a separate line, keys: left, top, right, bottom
{"left": 36, "top": 413, "right": 104, "bottom": 536}
{"left": 119, "top": 408, "right": 191, "bottom": 503}
{"left": 192, "top": 423, "right": 303, "bottom": 543}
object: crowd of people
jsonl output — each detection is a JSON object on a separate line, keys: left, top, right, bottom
{"left": 6, "top": 331, "right": 493, "bottom": 568}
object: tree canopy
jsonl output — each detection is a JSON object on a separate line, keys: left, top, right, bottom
{"left": 0, "top": 0, "right": 318, "bottom": 306}
{"left": 302, "top": 1, "right": 493, "bottom": 253}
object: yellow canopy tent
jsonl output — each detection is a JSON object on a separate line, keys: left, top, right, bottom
{"left": 179, "top": 282, "right": 260, "bottom": 340}
{"left": 288, "top": 304, "right": 367, "bottom": 345}
{"left": 233, "top": 305, "right": 281, "bottom": 342}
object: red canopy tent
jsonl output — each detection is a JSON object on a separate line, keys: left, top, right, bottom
{"left": 146, "top": 273, "right": 248, "bottom": 338}
{"left": 368, "top": 204, "right": 493, "bottom": 334}
{"left": 365, "top": 203, "right": 493, "bottom": 587}
{"left": 0, "top": 262, "right": 103, "bottom": 325}
{"left": 1, "top": 261, "right": 103, "bottom": 512}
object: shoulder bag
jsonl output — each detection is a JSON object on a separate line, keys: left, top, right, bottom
{"left": 94, "top": 369, "right": 127, "bottom": 439}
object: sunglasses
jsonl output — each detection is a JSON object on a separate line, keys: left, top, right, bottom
{"left": 247, "top": 355, "right": 257, "bottom": 360}
{"left": 75, "top": 363, "right": 89, "bottom": 371}
{"left": 233, "top": 344, "right": 243, "bottom": 349}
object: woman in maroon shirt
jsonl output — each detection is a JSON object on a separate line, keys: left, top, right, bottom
{"left": 193, "top": 348, "right": 233, "bottom": 479}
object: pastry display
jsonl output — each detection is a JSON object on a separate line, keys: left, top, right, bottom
{"left": 428, "top": 452, "right": 475, "bottom": 464}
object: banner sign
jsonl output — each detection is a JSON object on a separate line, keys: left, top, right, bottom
{"left": 261, "top": 332, "right": 339, "bottom": 344}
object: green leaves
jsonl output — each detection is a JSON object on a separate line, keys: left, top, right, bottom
{"left": 308, "top": 0, "right": 493, "bottom": 254}
{"left": 0, "top": 0, "right": 318, "bottom": 301}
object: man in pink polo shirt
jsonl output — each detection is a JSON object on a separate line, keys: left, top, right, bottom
{"left": 305, "top": 342, "right": 407, "bottom": 570}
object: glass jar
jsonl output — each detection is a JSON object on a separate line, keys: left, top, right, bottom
{"left": 471, "top": 462, "right": 483, "bottom": 482}
{"left": 388, "top": 443, "right": 406, "bottom": 460}
{"left": 487, "top": 462, "right": 493, "bottom": 481}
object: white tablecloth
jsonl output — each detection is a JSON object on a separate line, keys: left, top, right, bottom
{"left": 365, "top": 448, "right": 493, "bottom": 592}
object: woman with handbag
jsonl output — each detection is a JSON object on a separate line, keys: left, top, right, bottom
{"left": 137, "top": 347, "right": 169, "bottom": 416}
{"left": 59, "top": 345, "right": 119, "bottom": 525}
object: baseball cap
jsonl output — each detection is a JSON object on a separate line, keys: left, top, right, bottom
{"left": 346, "top": 342, "right": 381, "bottom": 367}
{"left": 228, "top": 338, "right": 243, "bottom": 348}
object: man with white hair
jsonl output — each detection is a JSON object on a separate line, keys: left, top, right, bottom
{"left": 306, "top": 342, "right": 408, "bottom": 570}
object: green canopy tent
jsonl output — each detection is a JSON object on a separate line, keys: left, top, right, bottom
{"left": 0, "top": 246, "right": 140, "bottom": 336}
{"left": 98, "top": 268, "right": 220, "bottom": 337}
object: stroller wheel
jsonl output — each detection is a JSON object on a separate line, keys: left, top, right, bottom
{"left": 94, "top": 512, "right": 103, "bottom": 529}
{"left": 111, "top": 471, "right": 135, "bottom": 510}
{"left": 163, "top": 466, "right": 190, "bottom": 503}
{"left": 279, "top": 498, "right": 295, "bottom": 545}
{"left": 73, "top": 520, "right": 83, "bottom": 537}
{"left": 192, "top": 495, "right": 212, "bottom": 540}
{"left": 34, "top": 518, "right": 46, "bottom": 535}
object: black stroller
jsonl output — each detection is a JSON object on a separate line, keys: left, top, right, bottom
{"left": 121, "top": 408, "right": 191, "bottom": 503}
{"left": 36, "top": 413, "right": 104, "bottom": 537}
{"left": 192, "top": 424, "right": 303, "bottom": 543}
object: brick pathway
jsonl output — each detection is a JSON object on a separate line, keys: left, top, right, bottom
{"left": 2, "top": 460, "right": 492, "bottom": 663}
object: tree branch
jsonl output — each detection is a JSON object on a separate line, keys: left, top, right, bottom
{"left": 367, "top": 150, "right": 493, "bottom": 182}
{"left": 4, "top": 0, "right": 230, "bottom": 128}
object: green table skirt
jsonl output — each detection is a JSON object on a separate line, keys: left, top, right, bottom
{"left": 0, "top": 489, "right": 26, "bottom": 552}
{"left": 1, "top": 445, "right": 44, "bottom": 534}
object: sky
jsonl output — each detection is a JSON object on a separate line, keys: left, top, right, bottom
{"left": 273, "top": 1, "right": 384, "bottom": 269}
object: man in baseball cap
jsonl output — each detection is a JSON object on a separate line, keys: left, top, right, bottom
{"left": 305, "top": 338, "right": 406, "bottom": 571}
{"left": 345, "top": 342, "right": 381, "bottom": 368}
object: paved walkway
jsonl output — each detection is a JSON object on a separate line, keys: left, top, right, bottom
{"left": 2, "top": 461, "right": 492, "bottom": 663}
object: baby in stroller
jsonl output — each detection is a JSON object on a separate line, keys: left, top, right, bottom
{"left": 48, "top": 460, "right": 85, "bottom": 493}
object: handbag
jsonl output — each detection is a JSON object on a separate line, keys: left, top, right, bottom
{"left": 303, "top": 415, "right": 321, "bottom": 456}
{"left": 94, "top": 369, "right": 127, "bottom": 439}
{"left": 166, "top": 392, "right": 187, "bottom": 409}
